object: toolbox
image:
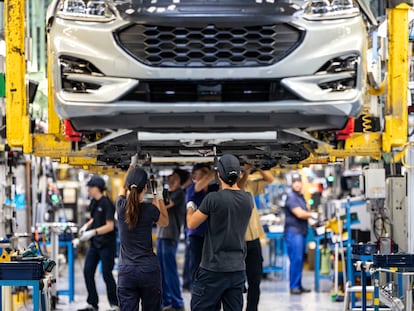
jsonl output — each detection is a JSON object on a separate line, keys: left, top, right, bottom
{"left": 0, "top": 261, "right": 44, "bottom": 280}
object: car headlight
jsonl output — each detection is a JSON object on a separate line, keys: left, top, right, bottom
{"left": 303, "top": 0, "right": 360, "bottom": 20}
{"left": 56, "top": 0, "right": 116, "bottom": 22}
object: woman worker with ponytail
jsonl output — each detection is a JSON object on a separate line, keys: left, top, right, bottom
{"left": 116, "top": 155, "right": 168, "bottom": 311}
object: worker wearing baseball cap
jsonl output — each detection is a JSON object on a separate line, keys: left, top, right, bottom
{"left": 78, "top": 176, "right": 118, "bottom": 311}
{"left": 283, "top": 172, "right": 316, "bottom": 295}
{"left": 116, "top": 155, "right": 168, "bottom": 311}
{"left": 186, "top": 154, "right": 253, "bottom": 310}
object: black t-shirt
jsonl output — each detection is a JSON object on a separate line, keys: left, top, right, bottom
{"left": 157, "top": 189, "right": 185, "bottom": 241}
{"left": 90, "top": 196, "right": 116, "bottom": 248}
{"left": 198, "top": 189, "right": 253, "bottom": 272}
{"left": 116, "top": 196, "right": 160, "bottom": 268}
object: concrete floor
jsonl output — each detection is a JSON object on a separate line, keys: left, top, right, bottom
{"left": 49, "top": 248, "right": 344, "bottom": 311}
{"left": 54, "top": 269, "right": 343, "bottom": 311}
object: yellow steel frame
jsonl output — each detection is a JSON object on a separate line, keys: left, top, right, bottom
{"left": 5, "top": 0, "right": 32, "bottom": 153}
{"left": 306, "top": 4, "right": 410, "bottom": 163}
{"left": 304, "top": 132, "right": 383, "bottom": 165}
{"left": 382, "top": 3, "right": 410, "bottom": 152}
{"left": 4, "top": 0, "right": 97, "bottom": 166}
{"left": 2, "top": 1, "right": 412, "bottom": 166}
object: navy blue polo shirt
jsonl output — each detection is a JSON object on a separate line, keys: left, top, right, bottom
{"left": 185, "top": 182, "right": 219, "bottom": 237}
{"left": 283, "top": 189, "right": 308, "bottom": 236}
{"left": 90, "top": 196, "right": 116, "bottom": 248}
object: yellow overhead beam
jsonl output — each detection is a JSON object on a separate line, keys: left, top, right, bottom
{"left": 326, "top": 132, "right": 382, "bottom": 160}
{"left": 300, "top": 132, "right": 382, "bottom": 165}
{"left": 33, "top": 134, "right": 98, "bottom": 165}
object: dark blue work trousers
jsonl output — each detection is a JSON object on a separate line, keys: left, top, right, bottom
{"left": 117, "top": 264, "right": 162, "bottom": 311}
{"left": 285, "top": 228, "right": 306, "bottom": 290}
{"left": 157, "top": 238, "right": 184, "bottom": 309}
{"left": 182, "top": 235, "right": 191, "bottom": 290}
{"left": 191, "top": 268, "right": 245, "bottom": 311}
{"left": 245, "top": 238, "right": 263, "bottom": 311}
{"left": 188, "top": 235, "right": 204, "bottom": 287}
{"left": 182, "top": 234, "right": 204, "bottom": 290}
{"left": 83, "top": 243, "right": 118, "bottom": 308}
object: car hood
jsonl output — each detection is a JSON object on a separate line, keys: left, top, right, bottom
{"left": 115, "top": 0, "right": 302, "bottom": 19}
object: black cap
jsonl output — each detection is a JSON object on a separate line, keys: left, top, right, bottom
{"left": 173, "top": 168, "right": 190, "bottom": 186}
{"left": 217, "top": 154, "right": 240, "bottom": 185}
{"left": 192, "top": 163, "right": 211, "bottom": 173}
{"left": 291, "top": 172, "right": 302, "bottom": 182}
{"left": 126, "top": 167, "right": 148, "bottom": 190}
{"left": 87, "top": 176, "right": 106, "bottom": 191}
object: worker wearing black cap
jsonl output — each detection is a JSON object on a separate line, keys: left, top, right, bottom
{"left": 78, "top": 176, "right": 119, "bottom": 311}
{"left": 116, "top": 155, "right": 168, "bottom": 311}
{"left": 283, "top": 172, "right": 316, "bottom": 295}
{"left": 187, "top": 154, "right": 253, "bottom": 311}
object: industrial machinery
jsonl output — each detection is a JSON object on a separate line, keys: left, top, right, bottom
{"left": 2, "top": 0, "right": 413, "bottom": 266}
{"left": 1, "top": 0, "right": 411, "bottom": 169}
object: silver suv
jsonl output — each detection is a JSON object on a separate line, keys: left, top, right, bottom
{"left": 47, "top": 0, "right": 375, "bottom": 165}
{"left": 47, "top": 0, "right": 372, "bottom": 133}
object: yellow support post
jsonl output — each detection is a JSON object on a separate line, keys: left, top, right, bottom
{"left": 382, "top": 3, "right": 410, "bottom": 152}
{"left": 5, "top": 0, "right": 32, "bottom": 153}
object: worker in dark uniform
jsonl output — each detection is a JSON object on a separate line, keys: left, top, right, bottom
{"left": 78, "top": 176, "right": 119, "bottom": 311}
{"left": 283, "top": 172, "right": 315, "bottom": 295}
{"left": 116, "top": 156, "right": 168, "bottom": 311}
{"left": 187, "top": 154, "right": 253, "bottom": 311}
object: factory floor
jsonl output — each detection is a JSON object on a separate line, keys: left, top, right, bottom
{"left": 49, "top": 244, "right": 344, "bottom": 311}
{"left": 54, "top": 266, "right": 342, "bottom": 311}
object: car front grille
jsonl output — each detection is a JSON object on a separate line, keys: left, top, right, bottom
{"left": 120, "top": 80, "right": 298, "bottom": 102}
{"left": 115, "top": 23, "right": 303, "bottom": 67}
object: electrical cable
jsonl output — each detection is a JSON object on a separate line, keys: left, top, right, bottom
{"left": 393, "top": 142, "right": 414, "bottom": 168}
{"left": 371, "top": 202, "right": 393, "bottom": 241}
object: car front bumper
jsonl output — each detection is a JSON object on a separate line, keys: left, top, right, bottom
{"left": 49, "top": 12, "right": 367, "bottom": 132}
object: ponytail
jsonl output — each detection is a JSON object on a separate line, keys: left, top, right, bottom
{"left": 125, "top": 187, "right": 144, "bottom": 229}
